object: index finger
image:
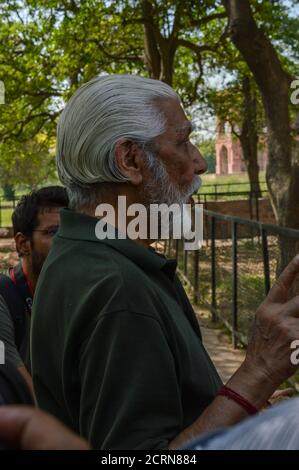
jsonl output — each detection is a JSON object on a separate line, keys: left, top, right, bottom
{"left": 266, "top": 255, "right": 299, "bottom": 303}
{"left": 0, "top": 406, "right": 34, "bottom": 446}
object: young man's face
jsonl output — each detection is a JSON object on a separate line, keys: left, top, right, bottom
{"left": 29, "top": 207, "right": 61, "bottom": 276}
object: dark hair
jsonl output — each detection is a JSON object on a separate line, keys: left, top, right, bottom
{"left": 12, "top": 186, "right": 69, "bottom": 237}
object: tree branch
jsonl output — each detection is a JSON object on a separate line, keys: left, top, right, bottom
{"left": 177, "top": 38, "right": 220, "bottom": 55}
{"left": 88, "top": 39, "right": 142, "bottom": 62}
{"left": 189, "top": 11, "right": 227, "bottom": 28}
{"left": 170, "top": 0, "right": 184, "bottom": 40}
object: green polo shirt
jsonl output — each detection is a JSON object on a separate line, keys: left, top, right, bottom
{"left": 31, "top": 208, "right": 222, "bottom": 450}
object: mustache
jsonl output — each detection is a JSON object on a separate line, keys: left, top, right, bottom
{"left": 190, "top": 175, "right": 202, "bottom": 195}
{"left": 143, "top": 149, "right": 202, "bottom": 206}
{"left": 180, "top": 175, "right": 202, "bottom": 203}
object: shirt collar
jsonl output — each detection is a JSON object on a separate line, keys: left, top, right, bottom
{"left": 57, "top": 208, "right": 177, "bottom": 279}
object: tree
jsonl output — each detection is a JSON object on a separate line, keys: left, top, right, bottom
{"left": 207, "top": 74, "right": 264, "bottom": 195}
{"left": 0, "top": 136, "right": 57, "bottom": 189}
{"left": 1, "top": 0, "right": 298, "bottom": 222}
{"left": 133, "top": 0, "right": 227, "bottom": 99}
{"left": 0, "top": 0, "right": 228, "bottom": 185}
{"left": 223, "top": 0, "right": 299, "bottom": 272}
{"left": 239, "top": 75, "right": 260, "bottom": 196}
{"left": 197, "top": 138, "right": 216, "bottom": 173}
{"left": 0, "top": 0, "right": 146, "bottom": 185}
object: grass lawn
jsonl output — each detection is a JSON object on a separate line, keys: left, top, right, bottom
{"left": 0, "top": 189, "right": 31, "bottom": 227}
{"left": 200, "top": 172, "right": 267, "bottom": 194}
{"left": 0, "top": 174, "right": 268, "bottom": 226}
{"left": 0, "top": 207, "right": 13, "bottom": 227}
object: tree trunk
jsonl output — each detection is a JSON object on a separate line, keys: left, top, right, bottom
{"left": 239, "top": 76, "right": 261, "bottom": 198}
{"left": 223, "top": 0, "right": 299, "bottom": 273}
{"left": 141, "top": 0, "right": 176, "bottom": 86}
{"left": 142, "top": 1, "right": 161, "bottom": 80}
{"left": 158, "top": 39, "right": 176, "bottom": 86}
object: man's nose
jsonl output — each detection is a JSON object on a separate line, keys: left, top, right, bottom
{"left": 193, "top": 147, "right": 208, "bottom": 175}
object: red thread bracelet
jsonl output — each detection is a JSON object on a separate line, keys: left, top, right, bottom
{"left": 217, "top": 385, "right": 259, "bottom": 415}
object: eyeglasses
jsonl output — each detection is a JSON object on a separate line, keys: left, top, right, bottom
{"left": 33, "top": 225, "right": 59, "bottom": 237}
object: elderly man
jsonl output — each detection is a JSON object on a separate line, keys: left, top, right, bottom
{"left": 31, "top": 75, "right": 299, "bottom": 450}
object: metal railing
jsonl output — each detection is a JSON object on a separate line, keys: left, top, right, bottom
{"left": 195, "top": 190, "right": 269, "bottom": 223}
{"left": 201, "top": 180, "right": 267, "bottom": 195}
{"left": 163, "top": 210, "right": 299, "bottom": 350}
{"left": 197, "top": 189, "right": 268, "bottom": 201}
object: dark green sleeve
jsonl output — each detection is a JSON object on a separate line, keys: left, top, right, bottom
{"left": 78, "top": 310, "right": 183, "bottom": 450}
{"left": 0, "top": 295, "right": 23, "bottom": 368}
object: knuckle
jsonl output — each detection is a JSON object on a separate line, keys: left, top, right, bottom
{"left": 291, "top": 295, "right": 299, "bottom": 311}
{"left": 276, "top": 320, "right": 296, "bottom": 341}
{"left": 256, "top": 303, "right": 268, "bottom": 319}
{"left": 278, "top": 323, "right": 290, "bottom": 337}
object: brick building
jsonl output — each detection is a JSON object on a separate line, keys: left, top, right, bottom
{"left": 215, "top": 121, "right": 268, "bottom": 175}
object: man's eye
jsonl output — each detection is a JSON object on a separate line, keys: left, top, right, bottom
{"left": 46, "top": 227, "right": 59, "bottom": 236}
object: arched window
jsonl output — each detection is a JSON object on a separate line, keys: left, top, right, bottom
{"left": 220, "top": 145, "right": 228, "bottom": 174}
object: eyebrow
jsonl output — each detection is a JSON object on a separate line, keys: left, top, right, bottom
{"left": 175, "top": 121, "right": 195, "bottom": 136}
{"left": 38, "top": 224, "right": 59, "bottom": 231}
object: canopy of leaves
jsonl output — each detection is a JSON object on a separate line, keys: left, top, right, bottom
{"left": 0, "top": 0, "right": 298, "bottom": 187}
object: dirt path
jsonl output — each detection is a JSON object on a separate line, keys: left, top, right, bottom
{"left": 200, "top": 325, "right": 245, "bottom": 383}
{"left": 195, "top": 308, "right": 246, "bottom": 383}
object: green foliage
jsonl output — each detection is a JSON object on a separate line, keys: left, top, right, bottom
{"left": 0, "top": 0, "right": 298, "bottom": 187}
{"left": 0, "top": 137, "right": 57, "bottom": 188}
{"left": 198, "top": 139, "right": 216, "bottom": 173}
{"left": 2, "top": 184, "right": 15, "bottom": 199}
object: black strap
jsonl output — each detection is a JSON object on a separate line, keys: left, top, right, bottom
{"left": 0, "top": 273, "right": 27, "bottom": 352}
{"left": 12, "top": 263, "right": 33, "bottom": 314}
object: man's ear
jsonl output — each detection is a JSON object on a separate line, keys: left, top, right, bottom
{"left": 14, "top": 232, "right": 31, "bottom": 257}
{"left": 114, "top": 139, "right": 144, "bottom": 186}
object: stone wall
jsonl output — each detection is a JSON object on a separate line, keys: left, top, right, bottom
{"left": 204, "top": 198, "right": 275, "bottom": 224}
{"left": 202, "top": 198, "right": 276, "bottom": 239}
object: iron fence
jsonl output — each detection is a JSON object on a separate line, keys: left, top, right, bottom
{"left": 163, "top": 210, "right": 299, "bottom": 350}
{"left": 201, "top": 180, "right": 267, "bottom": 195}
{"left": 195, "top": 190, "right": 269, "bottom": 223}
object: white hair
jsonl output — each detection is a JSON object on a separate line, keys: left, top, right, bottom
{"left": 56, "top": 74, "right": 178, "bottom": 209}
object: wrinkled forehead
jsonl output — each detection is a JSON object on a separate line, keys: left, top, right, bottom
{"left": 156, "top": 97, "right": 194, "bottom": 135}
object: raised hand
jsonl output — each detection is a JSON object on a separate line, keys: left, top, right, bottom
{"left": 245, "top": 255, "right": 299, "bottom": 388}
